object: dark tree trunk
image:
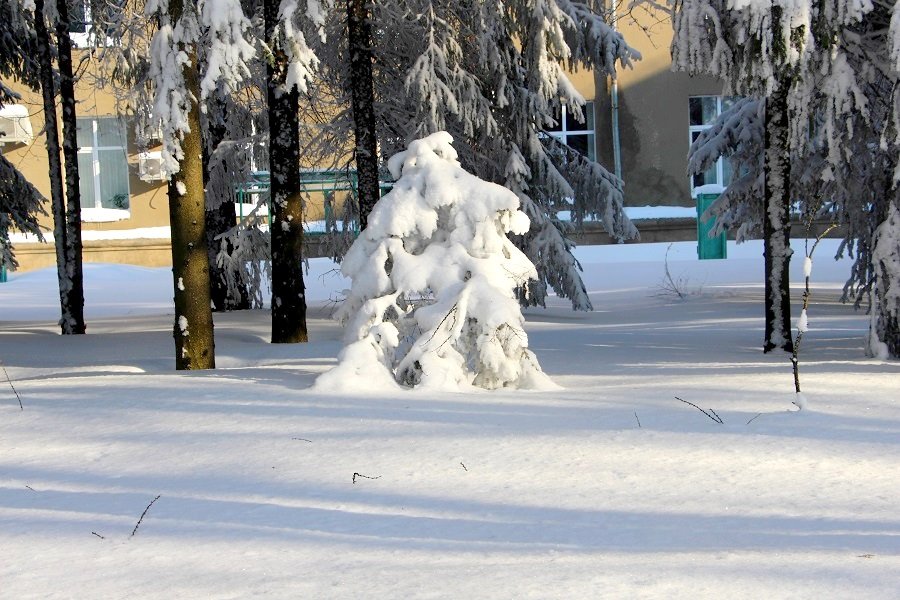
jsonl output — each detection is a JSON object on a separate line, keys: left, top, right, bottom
{"left": 762, "top": 77, "right": 794, "bottom": 354}
{"left": 35, "top": 0, "right": 84, "bottom": 335}
{"left": 203, "top": 96, "right": 250, "bottom": 312}
{"left": 55, "top": 0, "right": 86, "bottom": 334}
{"left": 265, "top": 0, "right": 308, "bottom": 343}
{"left": 168, "top": 0, "right": 215, "bottom": 370}
{"left": 347, "top": 0, "right": 380, "bottom": 230}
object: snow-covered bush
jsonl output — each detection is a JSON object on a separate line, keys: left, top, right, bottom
{"left": 316, "top": 132, "right": 558, "bottom": 392}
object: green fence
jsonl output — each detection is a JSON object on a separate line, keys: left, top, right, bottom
{"left": 235, "top": 170, "right": 393, "bottom": 236}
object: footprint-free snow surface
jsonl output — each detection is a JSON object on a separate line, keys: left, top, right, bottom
{"left": 1, "top": 240, "right": 897, "bottom": 598}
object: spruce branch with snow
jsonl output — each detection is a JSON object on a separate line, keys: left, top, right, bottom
{"left": 301, "top": 0, "right": 638, "bottom": 310}
{"left": 317, "top": 133, "right": 558, "bottom": 392}
{"left": 651, "top": 0, "right": 900, "bottom": 357}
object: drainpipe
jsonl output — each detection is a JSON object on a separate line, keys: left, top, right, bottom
{"left": 609, "top": 0, "right": 622, "bottom": 180}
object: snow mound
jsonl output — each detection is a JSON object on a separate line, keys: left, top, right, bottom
{"left": 315, "top": 132, "right": 558, "bottom": 393}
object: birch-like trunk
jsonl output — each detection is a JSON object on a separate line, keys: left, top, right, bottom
{"left": 34, "top": 0, "right": 84, "bottom": 335}
{"left": 761, "top": 5, "right": 793, "bottom": 354}
{"left": 55, "top": 0, "right": 85, "bottom": 334}
{"left": 347, "top": 0, "right": 379, "bottom": 230}
{"left": 265, "top": 0, "right": 308, "bottom": 343}
{"left": 168, "top": 0, "right": 215, "bottom": 369}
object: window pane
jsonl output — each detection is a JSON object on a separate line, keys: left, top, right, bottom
{"left": 722, "top": 156, "right": 735, "bottom": 185}
{"left": 721, "top": 96, "right": 739, "bottom": 113}
{"left": 68, "top": 0, "right": 86, "bottom": 33}
{"left": 76, "top": 118, "right": 93, "bottom": 148}
{"left": 97, "top": 149, "right": 130, "bottom": 209}
{"left": 567, "top": 134, "right": 590, "bottom": 157}
{"left": 689, "top": 96, "right": 718, "bottom": 126}
{"left": 77, "top": 152, "right": 96, "bottom": 208}
{"left": 584, "top": 101, "right": 594, "bottom": 130}
{"left": 97, "top": 118, "right": 126, "bottom": 146}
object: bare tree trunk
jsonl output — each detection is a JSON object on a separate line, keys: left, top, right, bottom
{"left": 168, "top": 0, "right": 215, "bottom": 369}
{"left": 54, "top": 0, "right": 85, "bottom": 334}
{"left": 265, "top": 0, "right": 308, "bottom": 343}
{"left": 34, "top": 0, "right": 84, "bottom": 335}
{"left": 347, "top": 0, "right": 379, "bottom": 230}
{"left": 203, "top": 96, "right": 249, "bottom": 312}
{"left": 762, "top": 77, "right": 794, "bottom": 354}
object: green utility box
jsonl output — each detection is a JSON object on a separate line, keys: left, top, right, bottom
{"left": 0, "top": 264, "right": 6, "bottom": 283}
{"left": 696, "top": 193, "right": 727, "bottom": 260}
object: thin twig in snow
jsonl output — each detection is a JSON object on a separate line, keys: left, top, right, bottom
{"left": 1, "top": 363, "right": 23, "bottom": 410}
{"left": 634, "top": 412, "right": 642, "bottom": 428}
{"left": 292, "top": 437, "right": 312, "bottom": 442}
{"left": 352, "top": 472, "right": 381, "bottom": 484}
{"left": 25, "top": 485, "right": 35, "bottom": 492}
{"left": 746, "top": 413, "right": 762, "bottom": 425}
{"left": 92, "top": 531, "right": 105, "bottom": 539}
{"left": 460, "top": 462, "right": 467, "bottom": 471}
{"left": 131, "top": 495, "right": 161, "bottom": 537}
{"left": 675, "top": 396, "right": 724, "bottom": 424}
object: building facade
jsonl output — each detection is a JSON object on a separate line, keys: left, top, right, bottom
{"left": 2, "top": 8, "right": 725, "bottom": 272}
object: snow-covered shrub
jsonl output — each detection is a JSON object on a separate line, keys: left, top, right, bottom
{"left": 316, "top": 132, "right": 558, "bottom": 392}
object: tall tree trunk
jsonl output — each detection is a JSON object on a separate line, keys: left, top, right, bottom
{"left": 762, "top": 76, "right": 794, "bottom": 354}
{"left": 265, "top": 0, "right": 308, "bottom": 343}
{"left": 55, "top": 0, "right": 86, "bottom": 334}
{"left": 34, "top": 0, "right": 84, "bottom": 335}
{"left": 347, "top": 0, "right": 379, "bottom": 230}
{"left": 168, "top": 0, "right": 215, "bottom": 370}
{"left": 868, "top": 201, "right": 900, "bottom": 359}
{"left": 203, "top": 96, "right": 250, "bottom": 312}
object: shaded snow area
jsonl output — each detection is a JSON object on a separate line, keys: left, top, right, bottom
{"left": 0, "top": 240, "right": 898, "bottom": 598}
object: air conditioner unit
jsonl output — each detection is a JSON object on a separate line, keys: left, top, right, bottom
{"left": 0, "top": 105, "right": 33, "bottom": 144}
{"left": 138, "top": 151, "right": 168, "bottom": 182}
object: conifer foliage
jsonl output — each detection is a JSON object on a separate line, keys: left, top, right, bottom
{"left": 317, "top": 133, "right": 559, "bottom": 391}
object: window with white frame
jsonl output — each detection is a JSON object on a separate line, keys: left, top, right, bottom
{"left": 547, "top": 101, "right": 596, "bottom": 161}
{"left": 77, "top": 117, "right": 131, "bottom": 218}
{"left": 68, "top": 0, "right": 91, "bottom": 47}
{"left": 689, "top": 96, "right": 738, "bottom": 194}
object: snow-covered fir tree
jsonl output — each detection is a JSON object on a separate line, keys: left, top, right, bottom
{"left": 0, "top": 1, "right": 45, "bottom": 272}
{"left": 317, "top": 132, "right": 558, "bottom": 391}
{"left": 302, "top": 0, "right": 639, "bottom": 310}
{"left": 672, "top": 1, "right": 900, "bottom": 358}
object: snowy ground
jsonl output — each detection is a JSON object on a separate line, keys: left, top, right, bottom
{"left": 0, "top": 240, "right": 897, "bottom": 599}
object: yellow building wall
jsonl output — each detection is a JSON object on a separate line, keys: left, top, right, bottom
{"left": 2, "top": 55, "right": 171, "bottom": 236}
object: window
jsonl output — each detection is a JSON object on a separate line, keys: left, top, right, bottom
{"left": 547, "top": 101, "right": 596, "bottom": 161}
{"left": 68, "top": 0, "right": 88, "bottom": 34}
{"left": 77, "top": 117, "right": 130, "bottom": 220}
{"left": 689, "top": 96, "right": 737, "bottom": 193}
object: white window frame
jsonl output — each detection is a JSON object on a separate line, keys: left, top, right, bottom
{"left": 77, "top": 117, "right": 131, "bottom": 222}
{"left": 689, "top": 95, "right": 733, "bottom": 196}
{"left": 548, "top": 101, "right": 596, "bottom": 161}
{"left": 68, "top": 0, "right": 91, "bottom": 48}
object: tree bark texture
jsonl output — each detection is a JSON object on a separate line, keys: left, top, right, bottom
{"left": 203, "top": 97, "right": 250, "bottom": 312}
{"left": 34, "top": 0, "right": 84, "bottom": 335}
{"left": 168, "top": 0, "right": 215, "bottom": 370}
{"left": 762, "top": 77, "right": 794, "bottom": 354}
{"left": 54, "top": 0, "right": 86, "bottom": 334}
{"left": 265, "top": 0, "right": 308, "bottom": 343}
{"left": 347, "top": 0, "right": 380, "bottom": 230}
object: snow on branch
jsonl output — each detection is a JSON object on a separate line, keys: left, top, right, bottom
{"left": 316, "top": 132, "right": 559, "bottom": 392}
{"left": 199, "top": 0, "right": 255, "bottom": 99}
{"left": 276, "top": 0, "right": 323, "bottom": 94}
{"left": 1, "top": 153, "right": 46, "bottom": 271}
